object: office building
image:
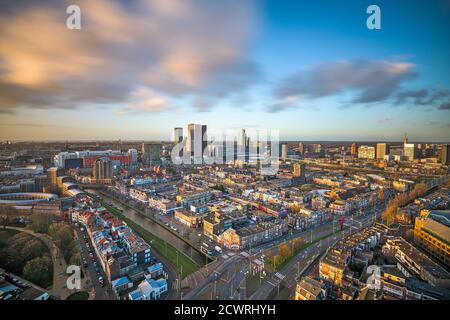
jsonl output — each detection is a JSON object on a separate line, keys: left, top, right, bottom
{"left": 128, "top": 149, "right": 138, "bottom": 165}
{"left": 376, "top": 143, "right": 390, "bottom": 159}
{"left": 237, "top": 129, "right": 248, "bottom": 162}
{"left": 173, "top": 127, "right": 183, "bottom": 144}
{"left": 186, "top": 123, "right": 207, "bottom": 158}
{"left": 281, "top": 144, "right": 288, "bottom": 161}
{"left": 299, "top": 143, "right": 305, "bottom": 156}
{"left": 404, "top": 143, "right": 418, "bottom": 161}
{"left": 141, "top": 143, "right": 162, "bottom": 165}
{"left": 414, "top": 210, "right": 450, "bottom": 268}
{"left": 293, "top": 163, "right": 306, "bottom": 183}
{"left": 358, "top": 145, "right": 376, "bottom": 159}
{"left": 351, "top": 143, "right": 358, "bottom": 157}
{"left": 46, "top": 167, "right": 63, "bottom": 193}
{"left": 441, "top": 144, "right": 449, "bottom": 165}
{"left": 93, "top": 157, "right": 113, "bottom": 183}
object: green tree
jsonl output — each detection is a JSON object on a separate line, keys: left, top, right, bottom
{"left": 48, "top": 223, "right": 76, "bottom": 262}
{"left": 23, "top": 255, "right": 53, "bottom": 288}
{"left": 21, "top": 238, "right": 47, "bottom": 261}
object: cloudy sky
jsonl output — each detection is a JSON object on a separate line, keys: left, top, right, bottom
{"left": 0, "top": 0, "right": 449, "bottom": 141}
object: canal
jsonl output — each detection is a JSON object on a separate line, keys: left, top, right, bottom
{"left": 86, "top": 189, "right": 207, "bottom": 267}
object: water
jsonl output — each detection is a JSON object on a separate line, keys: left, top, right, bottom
{"left": 86, "top": 189, "right": 206, "bottom": 266}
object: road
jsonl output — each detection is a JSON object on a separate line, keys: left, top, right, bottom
{"left": 183, "top": 254, "right": 246, "bottom": 300}
{"left": 74, "top": 225, "right": 115, "bottom": 300}
{"left": 181, "top": 201, "right": 384, "bottom": 300}
{"left": 249, "top": 206, "right": 384, "bottom": 300}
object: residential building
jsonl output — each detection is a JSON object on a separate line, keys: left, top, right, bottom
{"left": 173, "top": 208, "right": 204, "bottom": 228}
{"left": 382, "top": 238, "right": 450, "bottom": 289}
{"left": 295, "top": 276, "right": 327, "bottom": 300}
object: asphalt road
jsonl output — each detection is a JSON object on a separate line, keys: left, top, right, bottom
{"left": 74, "top": 225, "right": 116, "bottom": 300}
{"left": 250, "top": 205, "right": 384, "bottom": 300}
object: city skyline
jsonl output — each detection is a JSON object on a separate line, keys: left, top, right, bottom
{"left": 1, "top": 0, "right": 450, "bottom": 141}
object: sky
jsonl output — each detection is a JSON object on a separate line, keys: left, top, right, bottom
{"left": 0, "top": 0, "right": 449, "bottom": 142}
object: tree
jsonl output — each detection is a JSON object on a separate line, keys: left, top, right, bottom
{"left": 23, "top": 255, "right": 53, "bottom": 288}
{"left": 278, "top": 243, "right": 290, "bottom": 259}
{"left": 21, "top": 239, "right": 47, "bottom": 261}
{"left": 69, "top": 251, "right": 82, "bottom": 266}
{"left": 381, "top": 201, "right": 398, "bottom": 226}
{"left": 29, "top": 213, "right": 53, "bottom": 234}
{"left": 368, "top": 193, "right": 375, "bottom": 207}
{"left": 377, "top": 189, "right": 384, "bottom": 202}
{"left": 0, "top": 206, "right": 18, "bottom": 229}
{"left": 48, "top": 223, "right": 76, "bottom": 262}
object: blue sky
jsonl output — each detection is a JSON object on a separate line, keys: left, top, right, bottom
{"left": 0, "top": 0, "right": 449, "bottom": 141}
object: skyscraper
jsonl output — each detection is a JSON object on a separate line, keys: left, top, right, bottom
{"left": 128, "top": 149, "right": 138, "bottom": 165}
{"left": 376, "top": 143, "right": 390, "bottom": 159}
{"left": 93, "top": 157, "right": 113, "bottom": 182}
{"left": 186, "top": 124, "right": 207, "bottom": 159}
{"left": 293, "top": 163, "right": 306, "bottom": 182}
{"left": 441, "top": 144, "right": 449, "bottom": 165}
{"left": 281, "top": 144, "right": 288, "bottom": 161}
{"left": 174, "top": 127, "right": 183, "bottom": 144}
{"left": 351, "top": 143, "right": 358, "bottom": 157}
{"left": 298, "top": 143, "right": 305, "bottom": 156}
{"left": 47, "top": 167, "right": 63, "bottom": 193}
{"left": 141, "top": 142, "right": 162, "bottom": 165}
{"left": 404, "top": 143, "right": 417, "bottom": 161}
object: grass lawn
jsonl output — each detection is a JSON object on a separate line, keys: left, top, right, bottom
{"left": 96, "top": 198, "right": 199, "bottom": 279}
{"left": 66, "top": 291, "right": 89, "bottom": 300}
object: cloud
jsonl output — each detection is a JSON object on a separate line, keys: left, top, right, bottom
{"left": 0, "top": 0, "right": 260, "bottom": 113}
{"left": 394, "top": 89, "right": 429, "bottom": 105}
{"left": 424, "top": 120, "right": 439, "bottom": 126}
{"left": 269, "top": 60, "right": 417, "bottom": 112}
{"left": 116, "top": 88, "right": 173, "bottom": 115}
{"left": 266, "top": 95, "right": 303, "bottom": 113}
{"left": 395, "top": 88, "right": 450, "bottom": 109}
{"left": 377, "top": 117, "right": 395, "bottom": 124}
{"left": 0, "top": 123, "right": 59, "bottom": 127}
{"left": 440, "top": 102, "right": 450, "bottom": 110}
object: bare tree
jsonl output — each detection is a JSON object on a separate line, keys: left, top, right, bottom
{"left": 0, "top": 206, "right": 18, "bottom": 230}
